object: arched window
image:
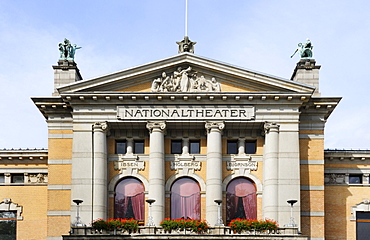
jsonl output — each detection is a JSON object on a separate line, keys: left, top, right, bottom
{"left": 226, "top": 178, "right": 257, "bottom": 222}
{"left": 171, "top": 177, "right": 200, "bottom": 219}
{"left": 114, "top": 177, "right": 144, "bottom": 220}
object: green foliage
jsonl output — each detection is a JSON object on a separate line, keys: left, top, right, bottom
{"left": 160, "top": 218, "right": 209, "bottom": 234}
{"left": 91, "top": 218, "right": 138, "bottom": 232}
{"left": 229, "top": 219, "right": 278, "bottom": 233}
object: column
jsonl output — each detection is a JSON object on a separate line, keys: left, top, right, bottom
{"left": 126, "top": 138, "right": 134, "bottom": 155}
{"left": 93, "top": 122, "right": 108, "bottom": 220}
{"left": 146, "top": 121, "right": 166, "bottom": 225}
{"left": 205, "top": 121, "right": 224, "bottom": 226}
{"left": 238, "top": 138, "right": 245, "bottom": 155}
{"left": 182, "top": 138, "right": 189, "bottom": 155}
{"left": 263, "top": 122, "right": 279, "bottom": 221}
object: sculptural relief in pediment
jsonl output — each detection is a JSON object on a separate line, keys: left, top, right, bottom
{"left": 151, "top": 66, "right": 221, "bottom": 93}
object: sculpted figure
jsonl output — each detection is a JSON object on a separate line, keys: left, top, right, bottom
{"left": 179, "top": 66, "right": 192, "bottom": 92}
{"left": 291, "top": 39, "right": 313, "bottom": 59}
{"left": 151, "top": 77, "right": 162, "bottom": 92}
{"left": 173, "top": 67, "right": 182, "bottom": 91}
{"left": 58, "top": 38, "right": 81, "bottom": 60}
{"left": 68, "top": 44, "right": 82, "bottom": 60}
{"left": 211, "top": 77, "right": 221, "bottom": 92}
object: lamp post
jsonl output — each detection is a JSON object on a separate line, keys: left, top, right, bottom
{"left": 146, "top": 199, "right": 156, "bottom": 226}
{"left": 214, "top": 199, "right": 224, "bottom": 226}
{"left": 285, "top": 199, "right": 298, "bottom": 227}
{"left": 72, "top": 199, "right": 84, "bottom": 227}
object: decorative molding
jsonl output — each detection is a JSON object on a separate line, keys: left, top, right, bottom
{"left": 263, "top": 122, "right": 279, "bottom": 134}
{"left": 146, "top": 121, "right": 166, "bottom": 133}
{"left": 0, "top": 199, "right": 23, "bottom": 220}
{"left": 227, "top": 155, "right": 258, "bottom": 175}
{"left": 171, "top": 155, "right": 201, "bottom": 175}
{"left": 351, "top": 199, "right": 370, "bottom": 221}
{"left": 205, "top": 121, "right": 225, "bottom": 133}
{"left": 114, "top": 155, "right": 145, "bottom": 175}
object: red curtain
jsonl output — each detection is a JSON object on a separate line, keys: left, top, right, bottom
{"left": 171, "top": 178, "right": 201, "bottom": 219}
{"left": 226, "top": 178, "right": 257, "bottom": 222}
{"left": 115, "top": 178, "right": 144, "bottom": 220}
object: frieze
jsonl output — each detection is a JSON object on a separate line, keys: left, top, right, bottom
{"left": 27, "top": 173, "right": 48, "bottom": 183}
{"left": 324, "top": 173, "right": 345, "bottom": 184}
{"left": 151, "top": 66, "right": 221, "bottom": 93}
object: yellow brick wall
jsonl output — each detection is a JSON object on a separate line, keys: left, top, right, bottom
{"left": 0, "top": 186, "right": 48, "bottom": 240}
{"left": 299, "top": 133, "right": 325, "bottom": 238}
{"left": 47, "top": 129, "right": 73, "bottom": 238}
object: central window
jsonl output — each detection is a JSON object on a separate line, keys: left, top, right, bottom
{"left": 171, "top": 177, "right": 200, "bottom": 219}
{"left": 114, "top": 177, "right": 144, "bottom": 220}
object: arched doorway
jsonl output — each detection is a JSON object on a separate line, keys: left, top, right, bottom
{"left": 171, "top": 177, "right": 201, "bottom": 219}
{"left": 114, "top": 177, "right": 144, "bottom": 220}
{"left": 226, "top": 177, "right": 257, "bottom": 222}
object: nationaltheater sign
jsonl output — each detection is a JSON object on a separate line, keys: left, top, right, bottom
{"left": 117, "top": 106, "right": 255, "bottom": 120}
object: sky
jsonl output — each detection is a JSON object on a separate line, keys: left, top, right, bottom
{"left": 0, "top": 0, "right": 369, "bottom": 150}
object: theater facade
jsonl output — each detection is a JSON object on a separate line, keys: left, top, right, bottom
{"left": 1, "top": 46, "right": 370, "bottom": 240}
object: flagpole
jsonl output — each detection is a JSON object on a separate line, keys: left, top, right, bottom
{"left": 185, "top": 0, "right": 188, "bottom": 37}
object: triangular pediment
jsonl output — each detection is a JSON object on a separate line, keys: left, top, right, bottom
{"left": 58, "top": 53, "right": 315, "bottom": 94}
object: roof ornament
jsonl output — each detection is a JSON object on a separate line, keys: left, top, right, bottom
{"left": 291, "top": 39, "right": 313, "bottom": 59}
{"left": 176, "top": 0, "right": 196, "bottom": 53}
{"left": 58, "top": 38, "right": 81, "bottom": 61}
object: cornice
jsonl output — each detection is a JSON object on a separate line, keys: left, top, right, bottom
{"left": 325, "top": 149, "right": 370, "bottom": 163}
{"left": 0, "top": 149, "right": 48, "bottom": 163}
{"left": 59, "top": 92, "right": 312, "bottom": 105}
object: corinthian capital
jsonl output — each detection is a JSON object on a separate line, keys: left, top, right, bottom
{"left": 264, "top": 122, "right": 279, "bottom": 134}
{"left": 146, "top": 121, "right": 166, "bottom": 133}
{"left": 93, "top": 121, "right": 109, "bottom": 132}
{"left": 205, "top": 121, "right": 225, "bottom": 134}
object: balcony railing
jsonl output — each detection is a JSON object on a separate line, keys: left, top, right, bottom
{"left": 64, "top": 226, "right": 307, "bottom": 240}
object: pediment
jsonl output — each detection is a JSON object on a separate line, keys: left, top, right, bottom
{"left": 58, "top": 53, "right": 315, "bottom": 94}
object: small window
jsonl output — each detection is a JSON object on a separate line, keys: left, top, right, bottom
{"left": 189, "top": 140, "right": 200, "bottom": 154}
{"left": 134, "top": 140, "right": 144, "bottom": 154}
{"left": 171, "top": 140, "right": 182, "bottom": 154}
{"left": 11, "top": 174, "right": 24, "bottom": 184}
{"left": 0, "top": 174, "right": 4, "bottom": 183}
{"left": 227, "top": 140, "right": 238, "bottom": 154}
{"left": 349, "top": 174, "right": 362, "bottom": 184}
{"left": 0, "top": 211, "right": 16, "bottom": 239}
{"left": 245, "top": 140, "right": 257, "bottom": 154}
{"left": 116, "top": 140, "right": 127, "bottom": 154}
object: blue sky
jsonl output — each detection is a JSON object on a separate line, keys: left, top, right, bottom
{"left": 0, "top": 0, "right": 369, "bottom": 149}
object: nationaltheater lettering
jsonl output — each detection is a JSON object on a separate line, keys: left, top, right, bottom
{"left": 118, "top": 106, "right": 254, "bottom": 120}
